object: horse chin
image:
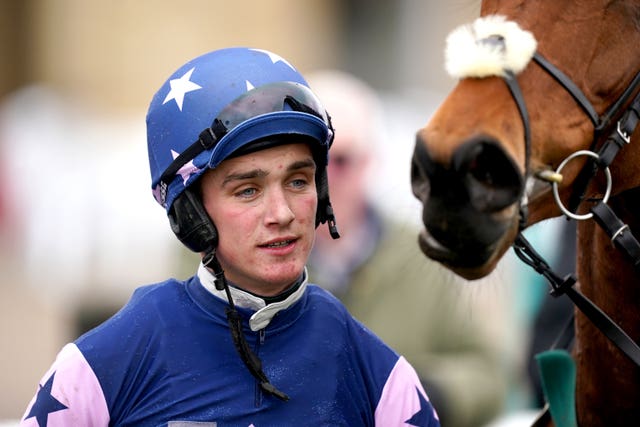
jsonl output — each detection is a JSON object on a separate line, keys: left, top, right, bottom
{"left": 417, "top": 213, "right": 518, "bottom": 280}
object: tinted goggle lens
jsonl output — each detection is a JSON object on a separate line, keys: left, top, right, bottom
{"left": 217, "top": 81, "right": 329, "bottom": 131}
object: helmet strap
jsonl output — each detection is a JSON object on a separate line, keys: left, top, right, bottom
{"left": 203, "top": 251, "right": 290, "bottom": 401}
{"left": 324, "top": 204, "right": 340, "bottom": 239}
{"left": 315, "top": 169, "right": 340, "bottom": 239}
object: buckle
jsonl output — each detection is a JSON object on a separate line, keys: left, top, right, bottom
{"left": 617, "top": 121, "right": 631, "bottom": 144}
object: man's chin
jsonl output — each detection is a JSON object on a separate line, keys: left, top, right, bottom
{"left": 258, "top": 266, "right": 305, "bottom": 296}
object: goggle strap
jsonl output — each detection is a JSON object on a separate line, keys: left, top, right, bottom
{"left": 286, "top": 95, "right": 334, "bottom": 147}
{"left": 159, "top": 120, "right": 228, "bottom": 187}
{"left": 285, "top": 95, "right": 323, "bottom": 120}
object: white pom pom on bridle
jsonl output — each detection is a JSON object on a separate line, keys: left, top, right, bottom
{"left": 445, "top": 15, "right": 537, "bottom": 79}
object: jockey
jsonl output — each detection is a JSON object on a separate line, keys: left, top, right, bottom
{"left": 20, "top": 47, "right": 440, "bottom": 426}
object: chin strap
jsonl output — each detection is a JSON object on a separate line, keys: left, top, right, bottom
{"left": 202, "top": 252, "right": 290, "bottom": 401}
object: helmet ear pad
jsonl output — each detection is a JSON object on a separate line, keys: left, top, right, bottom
{"left": 168, "top": 186, "right": 218, "bottom": 254}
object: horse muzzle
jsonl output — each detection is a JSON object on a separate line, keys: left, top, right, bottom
{"left": 411, "top": 133, "right": 524, "bottom": 279}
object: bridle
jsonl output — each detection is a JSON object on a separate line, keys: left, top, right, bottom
{"left": 501, "top": 48, "right": 640, "bottom": 366}
{"left": 533, "top": 53, "right": 640, "bottom": 219}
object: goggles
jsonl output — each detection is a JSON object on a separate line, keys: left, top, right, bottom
{"left": 159, "top": 81, "right": 331, "bottom": 191}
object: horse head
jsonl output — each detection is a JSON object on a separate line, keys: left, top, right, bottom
{"left": 411, "top": 1, "right": 640, "bottom": 280}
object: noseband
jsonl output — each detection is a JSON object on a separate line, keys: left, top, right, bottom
{"left": 504, "top": 49, "right": 640, "bottom": 366}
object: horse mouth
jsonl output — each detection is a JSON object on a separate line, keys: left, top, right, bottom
{"left": 417, "top": 229, "right": 460, "bottom": 263}
{"left": 417, "top": 227, "right": 499, "bottom": 279}
{"left": 411, "top": 133, "right": 525, "bottom": 279}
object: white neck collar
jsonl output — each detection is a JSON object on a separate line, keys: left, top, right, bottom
{"left": 197, "top": 262, "right": 308, "bottom": 331}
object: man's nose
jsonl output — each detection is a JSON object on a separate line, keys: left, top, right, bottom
{"left": 264, "top": 188, "right": 295, "bottom": 225}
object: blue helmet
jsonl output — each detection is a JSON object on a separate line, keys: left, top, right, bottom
{"left": 146, "top": 47, "right": 338, "bottom": 251}
{"left": 147, "top": 47, "right": 334, "bottom": 211}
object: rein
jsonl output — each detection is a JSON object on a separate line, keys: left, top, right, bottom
{"left": 504, "top": 51, "right": 640, "bottom": 366}
{"left": 513, "top": 234, "right": 640, "bottom": 366}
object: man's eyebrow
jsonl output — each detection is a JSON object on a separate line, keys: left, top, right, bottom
{"left": 288, "top": 158, "right": 316, "bottom": 171}
{"left": 221, "top": 158, "right": 315, "bottom": 187}
{"left": 222, "top": 169, "right": 267, "bottom": 187}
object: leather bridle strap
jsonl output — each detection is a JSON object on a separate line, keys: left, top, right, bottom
{"left": 533, "top": 52, "right": 640, "bottom": 214}
{"left": 529, "top": 49, "right": 640, "bottom": 273}
{"left": 513, "top": 233, "right": 640, "bottom": 366}
{"left": 533, "top": 53, "right": 599, "bottom": 127}
{"left": 596, "top": 91, "right": 640, "bottom": 167}
{"left": 578, "top": 87, "right": 640, "bottom": 213}
{"left": 508, "top": 52, "right": 640, "bottom": 367}
{"left": 533, "top": 52, "right": 640, "bottom": 134}
{"left": 503, "top": 71, "right": 532, "bottom": 228}
{"left": 590, "top": 202, "right": 640, "bottom": 271}
{"left": 587, "top": 91, "right": 640, "bottom": 271}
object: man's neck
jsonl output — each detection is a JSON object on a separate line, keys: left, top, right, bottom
{"left": 231, "top": 275, "right": 305, "bottom": 305}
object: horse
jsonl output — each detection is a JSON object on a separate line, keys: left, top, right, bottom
{"left": 410, "top": 1, "right": 640, "bottom": 426}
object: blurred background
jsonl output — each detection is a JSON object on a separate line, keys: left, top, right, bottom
{"left": 0, "top": 0, "right": 554, "bottom": 424}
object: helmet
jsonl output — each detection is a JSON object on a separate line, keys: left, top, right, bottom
{"left": 146, "top": 47, "right": 338, "bottom": 252}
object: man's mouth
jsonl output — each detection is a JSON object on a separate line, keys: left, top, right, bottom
{"left": 261, "top": 239, "right": 295, "bottom": 248}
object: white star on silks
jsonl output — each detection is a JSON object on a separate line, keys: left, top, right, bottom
{"left": 250, "top": 48, "right": 295, "bottom": 70}
{"left": 162, "top": 67, "right": 202, "bottom": 111}
{"left": 171, "top": 150, "right": 202, "bottom": 184}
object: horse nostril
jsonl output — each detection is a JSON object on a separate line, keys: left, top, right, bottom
{"left": 453, "top": 137, "right": 524, "bottom": 212}
{"left": 410, "top": 158, "right": 423, "bottom": 199}
{"left": 411, "top": 138, "right": 433, "bottom": 201}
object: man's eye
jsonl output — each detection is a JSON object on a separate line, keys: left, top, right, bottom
{"left": 237, "top": 187, "right": 257, "bottom": 197}
{"left": 291, "top": 179, "right": 308, "bottom": 188}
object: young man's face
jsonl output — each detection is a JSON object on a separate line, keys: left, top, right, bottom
{"left": 201, "top": 142, "right": 318, "bottom": 296}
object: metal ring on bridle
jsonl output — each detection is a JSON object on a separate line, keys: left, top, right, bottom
{"left": 552, "top": 150, "right": 612, "bottom": 220}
